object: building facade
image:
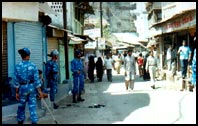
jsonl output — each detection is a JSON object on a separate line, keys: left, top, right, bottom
{"left": 146, "top": 2, "right": 196, "bottom": 72}
{"left": 2, "top": 2, "right": 51, "bottom": 105}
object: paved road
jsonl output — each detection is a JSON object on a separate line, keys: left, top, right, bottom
{"left": 38, "top": 67, "right": 196, "bottom": 124}
{"left": 3, "top": 67, "right": 196, "bottom": 124}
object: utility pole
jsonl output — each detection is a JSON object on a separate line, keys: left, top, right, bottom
{"left": 100, "top": 2, "right": 103, "bottom": 38}
{"left": 98, "top": 2, "right": 103, "bottom": 56}
{"left": 63, "top": 2, "right": 69, "bottom": 79}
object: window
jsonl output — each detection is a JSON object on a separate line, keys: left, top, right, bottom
{"left": 156, "top": 10, "right": 162, "bottom": 22}
{"left": 131, "top": 3, "right": 136, "bottom": 10}
{"left": 50, "top": 2, "right": 63, "bottom": 13}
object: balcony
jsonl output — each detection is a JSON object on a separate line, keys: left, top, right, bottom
{"left": 147, "top": 2, "right": 161, "bottom": 15}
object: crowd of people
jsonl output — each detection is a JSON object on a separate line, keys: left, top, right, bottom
{"left": 13, "top": 36, "right": 196, "bottom": 124}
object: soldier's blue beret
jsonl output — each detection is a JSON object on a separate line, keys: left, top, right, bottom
{"left": 75, "top": 50, "right": 81, "bottom": 56}
{"left": 48, "top": 49, "right": 59, "bottom": 57}
{"left": 18, "top": 47, "right": 31, "bottom": 56}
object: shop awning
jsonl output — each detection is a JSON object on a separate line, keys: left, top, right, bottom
{"left": 117, "top": 40, "right": 146, "bottom": 48}
{"left": 68, "top": 33, "right": 87, "bottom": 45}
{"left": 69, "top": 40, "right": 82, "bottom": 45}
{"left": 74, "top": 34, "right": 95, "bottom": 42}
{"left": 146, "top": 39, "right": 157, "bottom": 48}
{"left": 105, "top": 41, "right": 113, "bottom": 47}
{"left": 112, "top": 42, "right": 134, "bottom": 50}
{"left": 48, "top": 24, "right": 72, "bottom": 33}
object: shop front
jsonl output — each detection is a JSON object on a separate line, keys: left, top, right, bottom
{"left": 161, "top": 10, "right": 196, "bottom": 71}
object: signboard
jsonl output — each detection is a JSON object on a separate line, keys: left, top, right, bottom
{"left": 84, "top": 29, "right": 105, "bottom": 49}
{"left": 84, "top": 28, "right": 100, "bottom": 39}
{"left": 84, "top": 41, "right": 96, "bottom": 49}
{"left": 163, "top": 12, "right": 196, "bottom": 33}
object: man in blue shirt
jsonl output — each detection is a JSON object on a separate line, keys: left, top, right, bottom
{"left": 14, "top": 48, "right": 43, "bottom": 124}
{"left": 177, "top": 40, "right": 191, "bottom": 79}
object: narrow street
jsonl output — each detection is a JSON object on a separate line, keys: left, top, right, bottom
{"left": 2, "top": 66, "right": 196, "bottom": 124}
{"left": 2, "top": 2, "right": 196, "bottom": 125}
{"left": 37, "top": 67, "right": 196, "bottom": 124}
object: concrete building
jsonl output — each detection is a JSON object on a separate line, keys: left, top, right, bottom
{"left": 2, "top": 2, "right": 53, "bottom": 104}
{"left": 146, "top": 2, "right": 196, "bottom": 79}
{"left": 2, "top": 2, "right": 94, "bottom": 121}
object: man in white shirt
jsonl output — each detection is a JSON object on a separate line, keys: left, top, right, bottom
{"left": 146, "top": 51, "right": 159, "bottom": 89}
{"left": 124, "top": 50, "right": 136, "bottom": 91}
{"left": 104, "top": 53, "right": 114, "bottom": 82}
{"left": 166, "top": 45, "right": 172, "bottom": 71}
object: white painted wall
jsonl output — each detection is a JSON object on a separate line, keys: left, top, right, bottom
{"left": 162, "top": 2, "right": 196, "bottom": 20}
{"left": 133, "top": 2, "right": 149, "bottom": 39}
{"left": 2, "top": 2, "right": 39, "bottom": 21}
{"left": 47, "top": 2, "right": 63, "bottom": 28}
{"left": 67, "top": 2, "right": 74, "bottom": 31}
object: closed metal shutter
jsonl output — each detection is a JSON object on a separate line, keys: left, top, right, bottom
{"left": 2, "top": 22, "right": 8, "bottom": 79}
{"left": 14, "top": 22, "right": 43, "bottom": 70}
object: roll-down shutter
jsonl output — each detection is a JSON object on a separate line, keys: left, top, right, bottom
{"left": 14, "top": 22, "right": 43, "bottom": 70}
{"left": 2, "top": 22, "right": 8, "bottom": 79}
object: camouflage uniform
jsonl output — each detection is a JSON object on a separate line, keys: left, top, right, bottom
{"left": 191, "top": 49, "right": 196, "bottom": 86}
{"left": 45, "top": 49, "right": 59, "bottom": 108}
{"left": 45, "top": 59, "right": 58, "bottom": 101}
{"left": 71, "top": 58, "right": 84, "bottom": 94}
{"left": 14, "top": 48, "right": 41, "bottom": 124}
{"left": 71, "top": 50, "right": 85, "bottom": 103}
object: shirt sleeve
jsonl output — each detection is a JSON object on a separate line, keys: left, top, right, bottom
{"left": 133, "top": 57, "right": 136, "bottom": 72}
{"left": 71, "top": 59, "right": 79, "bottom": 73}
{"left": 146, "top": 57, "right": 149, "bottom": 71}
{"left": 156, "top": 58, "right": 160, "bottom": 68}
{"left": 188, "top": 47, "right": 192, "bottom": 53}
{"left": 45, "top": 61, "right": 51, "bottom": 79}
{"left": 33, "top": 65, "right": 42, "bottom": 88}
{"left": 14, "top": 66, "right": 20, "bottom": 88}
{"left": 124, "top": 57, "right": 126, "bottom": 71}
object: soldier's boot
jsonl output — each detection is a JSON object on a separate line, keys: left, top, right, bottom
{"left": 125, "top": 81, "right": 129, "bottom": 90}
{"left": 18, "top": 121, "right": 24, "bottom": 124}
{"left": 53, "top": 103, "right": 59, "bottom": 109}
{"left": 77, "top": 93, "right": 85, "bottom": 102}
{"left": 72, "top": 94, "right": 77, "bottom": 103}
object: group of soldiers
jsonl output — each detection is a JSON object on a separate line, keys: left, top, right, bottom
{"left": 14, "top": 47, "right": 85, "bottom": 124}
{"left": 14, "top": 48, "right": 60, "bottom": 124}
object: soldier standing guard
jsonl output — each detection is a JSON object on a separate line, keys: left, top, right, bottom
{"left": 45, "top": 49, "right": 59, "bottom": 109}
{"left": 71, "top": 50, "right": 85, "bottom": 103}
{"left": 14, "top": 47, "right": 43, "bottom": 124}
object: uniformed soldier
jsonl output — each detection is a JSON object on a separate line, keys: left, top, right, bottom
{"left": 71, "top": 50, "right": 85, "bottom": 103}
{"left": 45, "top": 49, "right": 59, "bottom": 109}
{"left": 14, "top": 47, "right": 43, "bottom": 124}
{"left": 146, "top": 51, "right": 159, "bottom": 89}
